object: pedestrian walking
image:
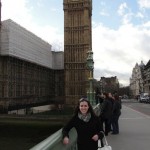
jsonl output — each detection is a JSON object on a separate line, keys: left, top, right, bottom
{"left": 62, "top": 98, "right": 104, "bottom": 150}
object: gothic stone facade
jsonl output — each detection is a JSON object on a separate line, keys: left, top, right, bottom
{"left": 63, "top": 0, "right": 92, "bottom": 105}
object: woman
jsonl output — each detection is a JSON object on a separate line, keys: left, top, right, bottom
{"left": 62, "top": 98, "right": 104, "bottom": 150}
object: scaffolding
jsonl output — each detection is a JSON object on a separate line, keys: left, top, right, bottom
{"left": 0, "top": 20, "right": 64, "bottom": 113}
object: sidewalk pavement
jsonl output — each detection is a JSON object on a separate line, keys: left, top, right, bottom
{"left": 106, "top": 105, "right": 150, "bottom": 150}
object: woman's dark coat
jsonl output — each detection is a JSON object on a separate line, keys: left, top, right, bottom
{"left": 62, "top": 114, "right": 103, "bottom": 150}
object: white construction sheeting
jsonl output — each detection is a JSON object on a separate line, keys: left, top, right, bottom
{"left": 0, "top": 19, "right": 64, "bottom": 70}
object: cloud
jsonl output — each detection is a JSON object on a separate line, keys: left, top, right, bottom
{"left": 118, "top": 3, "right": 133, "bottom": 25}
{"left": 99, "top": 1, "right": 109, "bottom": 16}
{"left": 1, "top": 0, "right": 63, "bottom": 47}
{"left": 30, "top": 25, "right": 64, "bottom": 45}
{"left": 143, "top": 21, "right": 150, "bottom": 28}
{"left": 99, "top": 9, "right": 109, "bottom": 16}
{"left": 2, "top": 0, "right": 32, "bottom": 24}
{"left": 138, "top": 0, "right": 150, "bottom": 9}
{"left": 118, "top": 2, "right": 128, "bottom": 16}
{"left": 92, "top": 22, "right": 150, "bottom": 86}
{"left": 136, "top": 12, "right": 144, "bottom": 19}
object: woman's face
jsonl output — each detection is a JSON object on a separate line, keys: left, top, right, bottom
{"left": 79, "top": 101, "right": 89, "bottom": 115}
{"left": 108, "top": 93, "right": 112, "bottom": 97}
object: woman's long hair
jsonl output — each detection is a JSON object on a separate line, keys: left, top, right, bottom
{"left": 103, "top": 92, "right": 109, "bottom": 99}
{"left": 74, "top": 98, "right": 96, "bottom": 117}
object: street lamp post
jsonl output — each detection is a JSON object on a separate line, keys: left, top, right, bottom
{"left": 87, "top": 49, "right": 95, "bottom": 105}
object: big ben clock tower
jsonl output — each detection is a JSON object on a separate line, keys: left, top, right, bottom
{"left": 63, "top": 0, "right": 93, "bottom": 105}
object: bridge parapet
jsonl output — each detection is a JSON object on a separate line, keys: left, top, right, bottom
{"left": 30, "top": 128, "right": 77, "bottom": 150}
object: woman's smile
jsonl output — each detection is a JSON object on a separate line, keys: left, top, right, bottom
{"left": 79, "top": 101, "right": 89, "bottom": 114}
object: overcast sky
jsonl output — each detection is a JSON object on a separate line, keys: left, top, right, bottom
{"left": 1, "top": 0, "right": 150, "bottom": 86}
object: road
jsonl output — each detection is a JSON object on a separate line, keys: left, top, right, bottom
{"left": 123, "top": 99, "right": 150, "bottom": 116}
{"left": 106, "top": 99, "right": 150, "bottom": 150}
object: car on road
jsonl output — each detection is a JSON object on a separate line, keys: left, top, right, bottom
{"left": 138, "top": 93, "right": 150, "bottom": 103}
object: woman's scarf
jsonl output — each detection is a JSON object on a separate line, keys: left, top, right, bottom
{"left": 78, "top": 112, "right": 91, "bottom": 122}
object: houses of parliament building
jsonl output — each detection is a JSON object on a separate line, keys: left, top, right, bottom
{"left": 0, "top": 0, "right": 93, "bottom": 112}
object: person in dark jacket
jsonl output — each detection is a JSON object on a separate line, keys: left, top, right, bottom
{"left": 111, "top": 95, "right": 121, "bottom": 134}
{"left": 99, "top": 92, "right": 113, "bottom": 136}
{"left": 62, "top": 98, "right": 104, "bottom": 150}
{"left": 108, "top": 92, "right": 114, "bottom": 132}
{"left": 95, "top": 88, "right": 101, "bottom": 104}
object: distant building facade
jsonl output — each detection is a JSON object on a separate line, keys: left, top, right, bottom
{"left": 63, "top": 0, "right": 92, "bottom": 105}
{"left": 100, "top": 76, "right": 119, "bottom": 93}
{"left": 129, "top": 60, "right": 150, "bottom": 98}
{"left": 0, "top": 19, "right": 64, "bottom": 112}
{"left": 129, "top": 61, "right": 145, "bottom": 98}
{"left": 143, "top": 60, "right": 150, "bottom": 94}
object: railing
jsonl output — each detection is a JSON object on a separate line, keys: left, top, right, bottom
{"left": 30, "top": 104, "right": 100, "bottom": 150}
{"left": 30, "top": 128, "right": 77, "bottom": 150}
